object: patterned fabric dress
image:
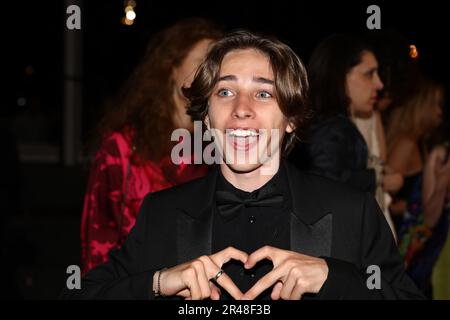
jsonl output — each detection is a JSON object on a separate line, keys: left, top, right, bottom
{"left": 81, "top": 130, "right": 208, "bottom": 273}
{"left": 398, "top": 174, "right": 450, "bottom": 297}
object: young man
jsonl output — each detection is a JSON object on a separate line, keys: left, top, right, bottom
{"left": 63, "top": 31, "right": 423, "bottom": 300}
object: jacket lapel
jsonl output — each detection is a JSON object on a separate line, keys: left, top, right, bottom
{"left": 174, "top": 167, "right": 218, "bottom": 264}
{"left": 284, "top": 161, "right": 333, "bottom": 257}
{"left": 289, "top": 212, "right": 332, "bottom": 257}
{"left": 176, "top": 210, "right": 213, "bottom": 264}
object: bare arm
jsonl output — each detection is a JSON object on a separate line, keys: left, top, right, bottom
{"left": 385, "top": 136, "right": 420, "bottom": 195}
{"left": 422, "top": 147, "right": 450, "bottom": 228}
{"left": 386, "top": 137, "right": 419, "bottom": 215}
{"left": 387, "top": 136, "right": 417, "bottom": 177}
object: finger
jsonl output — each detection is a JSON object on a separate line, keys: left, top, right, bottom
{"left": 279, "top": 270, "right": 296, "bottom": 300}
{"left": 210, "top": 282, "right": 221, "bottom": 301}
{"left": 245, "top": 246, "right": 277, "bottom": 269}
{"left": 192, "top": 260, "right": 211, "bottom": 299}
{"left": 183, "top": 268, "right": 202, "bottom": 300}
{"left": 215, "top": 272, "right": 244, "bottom": 300}
{"left": 270, "top": 281, "right": 283, "bottom": 300}
{"left": 243, "top": 265, "right": 284, "bottom": 300}
{"left": 290, "top": 282, "right": 305, "bottom": 300}
{"left": 176, "top": 288, "right": 190, "bottom": 298}
{"left": 212, "top": 247, "right": 248, "bottom": 266}
{"left": 197, "top": 255, "right": 224, "bottom": 284}
{"left": 197, "top": 254, "right": 243, "bottom": 300}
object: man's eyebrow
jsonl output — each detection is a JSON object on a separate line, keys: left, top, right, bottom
{"left": 217, "top": 75, "right": 237, "bottom": 82}
{"left": 217, "top": 75, "right": 274, "bottom": 85}
{"left": 253, "top": 77, "right": 274, "bottom": 85}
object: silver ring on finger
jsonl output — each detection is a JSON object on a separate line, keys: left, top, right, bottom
{"left": 211, "top": 269, "right": 225, "bottom": 282}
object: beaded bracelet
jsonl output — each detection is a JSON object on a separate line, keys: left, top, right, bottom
{"left": 154, "top": 268, "right": 166, "bottom": 297}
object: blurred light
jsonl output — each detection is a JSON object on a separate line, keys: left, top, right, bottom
{"left": 125, "top": 0, "right": 136, "bottom": 8}
{"left": 121, "top": 17, "right": 134, "bottom": 26}
{"left": 126, "top": 10, "right": 136, "bottom": 20}
{"left": 122, "top": 0, "right": 136, "bottom": 26}
{"left": 25, "top": 65, "right": 34, "bottom": 76}
{"left": 409, "top": 44, "right": 419, "bottom": 59}
{"left": 17, "top": 97, "right": 26, "bottom": 107}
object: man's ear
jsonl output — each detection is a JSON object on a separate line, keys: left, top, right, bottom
{"left": 204, "top": 115, "right": 211, "bottom": 130}
{"left": 286, "top": 120, "right": 295, "bottom": 133}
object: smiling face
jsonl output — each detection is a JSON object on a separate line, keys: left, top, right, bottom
{"left": 205, "top": 48, "right": 294, "bottom": 179}
{"left": 346, "top": 51, "right": 384, "bottom": 116}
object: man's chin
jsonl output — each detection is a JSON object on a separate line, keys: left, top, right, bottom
{"left": 223, "top": 162, "right": 263, "bottom": 174}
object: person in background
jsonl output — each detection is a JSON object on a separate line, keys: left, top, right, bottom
{"left": 290, "top": 33, "right": 401, "bottom": 237}
{"left": 352, "top": 103, "right": 399, "bottom": 240}
{"left": 362, "top": 29, "right": 422, "bottom": 240}
{"left": 81, "top": 18, "right": 223, "bottom": 274}
{"left": 386, "top": 76, "right": 450, "bottom": 298}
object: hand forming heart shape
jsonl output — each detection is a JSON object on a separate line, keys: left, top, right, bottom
{"left": 158, "top": 245, "right": 328, "bottom": 300}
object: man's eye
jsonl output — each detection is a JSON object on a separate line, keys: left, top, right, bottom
{"left": 256, "top": 91, "right": 272, "bottom": 98}
{"left": 217, "top": 89, "right": 232, "bottom": 97}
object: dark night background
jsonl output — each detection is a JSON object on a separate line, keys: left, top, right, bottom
{"left": 1, "top": 0, "right": 449, "bottom": 299}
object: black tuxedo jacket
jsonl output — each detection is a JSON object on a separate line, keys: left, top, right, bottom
{"left": 62, "top": 161, "right": 423, "bottom": 300}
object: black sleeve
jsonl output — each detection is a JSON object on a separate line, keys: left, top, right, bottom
{"left": 305, "top": 124, "right": 376, "bottom": 194}
{"left": 60, "top": 195, "right": 158, "bottom": 300}
{"left": 317, "top": 193, "right": 425, "bottom": 300}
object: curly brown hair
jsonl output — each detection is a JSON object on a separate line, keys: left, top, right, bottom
{"left": 94, "top": 17, "right": 223, "bottom": 163}
{"left": 183, "top": 30, "right": 311, "bottom": 155}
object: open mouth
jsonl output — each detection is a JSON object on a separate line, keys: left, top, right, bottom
{"left": 225, "top": 128, "right": 261, "bottom": 152}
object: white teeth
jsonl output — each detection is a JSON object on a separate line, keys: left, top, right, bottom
{"left": 228, "top": 129, "right": 259, "bottom": 137}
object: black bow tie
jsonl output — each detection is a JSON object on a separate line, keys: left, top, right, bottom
{"left": 215, "top": 185, "right": 284, "bottom": 221}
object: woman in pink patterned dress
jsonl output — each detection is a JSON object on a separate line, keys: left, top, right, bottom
{"left": 81, "top": 18, "right": 223, "bottom": 274}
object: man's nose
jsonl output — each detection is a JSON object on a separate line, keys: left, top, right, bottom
{"left": 232, "top": 94, "right": 255, "bottom": 119}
